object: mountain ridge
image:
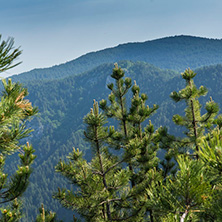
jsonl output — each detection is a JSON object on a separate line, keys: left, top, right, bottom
{"left": 10, "top": 35, "right": 222, "bottom": 82}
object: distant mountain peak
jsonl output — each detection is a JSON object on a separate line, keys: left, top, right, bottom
{"left": 11, "top": 35, "right": 222, "bottom": 82}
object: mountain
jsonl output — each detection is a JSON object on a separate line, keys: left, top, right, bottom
{"left": 5, "top": 35, "right": 222, "bottom": 221}
{"left": 10, "top": 35, "right": 222, "bottom": 82}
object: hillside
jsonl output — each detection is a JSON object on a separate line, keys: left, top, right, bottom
{"left": 4, "top": 35, "right": 222, "bottom": 221}
{"left": 10, "top": 35, "right": 222, "bottom": 82}
{"left": 10, "top": 61, "right": 222, "bottom": 221}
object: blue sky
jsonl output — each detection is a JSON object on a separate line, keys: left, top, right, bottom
{"left": 1, "top": 0, "right": 222, "bottom": 76}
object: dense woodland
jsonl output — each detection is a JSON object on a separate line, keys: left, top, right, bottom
{"left": 2, "top": 35, "right": 222, "bottom": 221}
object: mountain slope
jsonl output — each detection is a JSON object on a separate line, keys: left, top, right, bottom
{"left": 10, "top": 35, "right": 222, "bottom": 82}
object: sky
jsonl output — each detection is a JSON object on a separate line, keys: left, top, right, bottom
{"left": 1, "top": 0, "right": 222, "bottom": 77}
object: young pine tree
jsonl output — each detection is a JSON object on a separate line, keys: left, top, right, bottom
{"left": 99, "top": 64, "right": 160, "bottom": 185}
{"left": 55, "top": 64, "right": 162, "bottom": 221}
{"left": 158, "top": 68, "right": 219, "bottom": 178}
{"left": 0, "top": 35, "right": 37, "bottom": 221}
{"left": 35, "top": 204, "right": 62, "bottom": 222}
{"left": 99, "top": 64, "right": 162, "bottom": 221}
{"left": 54, "top": 100, "right": 130, "bottom": 221}
{"left": 170, "top": 68, "right": 219, "bottom": 158}
{"left": 146, "top": 69, "right": 220, "bottom": 221}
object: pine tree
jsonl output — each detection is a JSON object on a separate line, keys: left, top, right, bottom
{"left": 170, "top": 68, "right": 219, "bottom": 158}
{"left": 35, "top": 204, "right": 62, "bottom": 222}
{"left": 198, "top": 129, "right": 222, "bottom": 221}
{"left": 99, "top": 64, "right": 161, "bottom": 221}
{"left": 0, "top": 199, "right": 22, "bottom": 222}
{"left": 100, "top": 64, "right": 159, "bottom": 182}
{"left": 0, "top": 35, "right": 22, "bottom": 72}
{"left": 146, "top": 69, "right": 220, "bottom": 221}
{"left": 147, "top": 155, "right": 213, "bottom": 221}
{"left": 0, "top": 35, "right": 37, "bottom": 221}
{"left": 54, "top": 100, "right": 130, "bottom": 221}
{"left": 55, "top": 64, "right": 162, "bottom": 221}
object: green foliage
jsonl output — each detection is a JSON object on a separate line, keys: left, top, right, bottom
{"left": 0, "top": 199, "right": 22, "bottom": 222}
{"left": 35, "top": 204, "right": 62, "bottom": 222}
{"left": 100, "top": 64, "right": 159, "bottom": 177}
{"left": 9, "top": 60, "right": 222, "bottom": 220}
{"left": 54, "top": 101, "right": 131, "bottom": 221}
{"left": 52, "top": 65, "right": 222, "bottom": 222}
{"left": 3, "top": 33, "right": 222, "bottom": 221}
{"left": 14, "top": 61, "right": 222, "bottom": 221}
{"left": 0, "top": 78, "right": 37, "bottom": 205}
{"left": 199, "top": 129, "right": 222, "bottom": 177}
{"left": 100, "top": 64, "right": 163, "bottom": 221}
{"left": 0, "top": 35, "right": 22, "bottom": 73}
{"left": 54, "top": 64, "right": 163, "bottom": 221}
{"left": 0, "top": 78, "right": 38, "bottom": 153}
{"left": 170, "top": 68, "right": 219, "bottom": 157}
{"left": 195, "top": 130, "right": 222, "bottom": 221}
{"left": 143, "top": 69, "right": 222, "bottom": 222}
{"left": 148, "top": 156, "right": 213, "bottom": 221}
{"left": 0, "top": 35, "right": 37, "bottom": 221}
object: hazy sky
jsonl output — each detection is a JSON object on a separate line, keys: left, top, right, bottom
{"left": 1, "top": 0, "right": 222, "bottom": 76}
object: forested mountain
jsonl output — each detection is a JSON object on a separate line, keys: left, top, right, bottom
{"left": 8, "top": 60, "right": 222, "bottom": 221}
{"left": 3, "top": 35, "right": 222, "bottom": 221}
{"left": 10, "top": 35, "right": 222, "bottom": 82}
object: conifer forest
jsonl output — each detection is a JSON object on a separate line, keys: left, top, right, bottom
{"left": 2, "top": 34, "right": 222, "bottom": 222}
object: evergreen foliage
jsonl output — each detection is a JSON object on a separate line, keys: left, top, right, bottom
{"left": 0, "top": 35, "right": 37, "bottom": 221}
{"left": 100, "top": 64, "right": 162, "bottom": 221}
{"left": 0, "top": 35, "right": 22, "bottom": 72}
{"left": 35, "top": 204, "right": 62, "bottom": 222}
{"left": 198, "top": 130, "right": 222, "bottom": 221}
{"left": 146, "top": 69, "right": 221, "bottom": 221}
{"left": 54, "top": 65, "right": 222, "bottom": 221}
{"left": 55, "top": 100, "right": 131, "bottom": 221}
{"left": 14, "top": 61, "right": 222, "bottom": 221}
{"left": 3, "top": 34, "right": 222, "bottom": 221}
{"left": 170, "top": 68, "right": 219, "bottom": 158}
{"left": 148, "top": 155, "right": 214, "bottom": 221}
{"left": 54, "top": 64, "right": 163, "bottom": 221}
{"left": 0, "top": 199, "right": 22, "bottom": 222}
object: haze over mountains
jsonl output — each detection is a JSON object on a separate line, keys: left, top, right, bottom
{"left": 11, "top": 35, "right": 222, "bottom": 82}
{"left": 7, "top": 35, "right": 222, "bottom": 221}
